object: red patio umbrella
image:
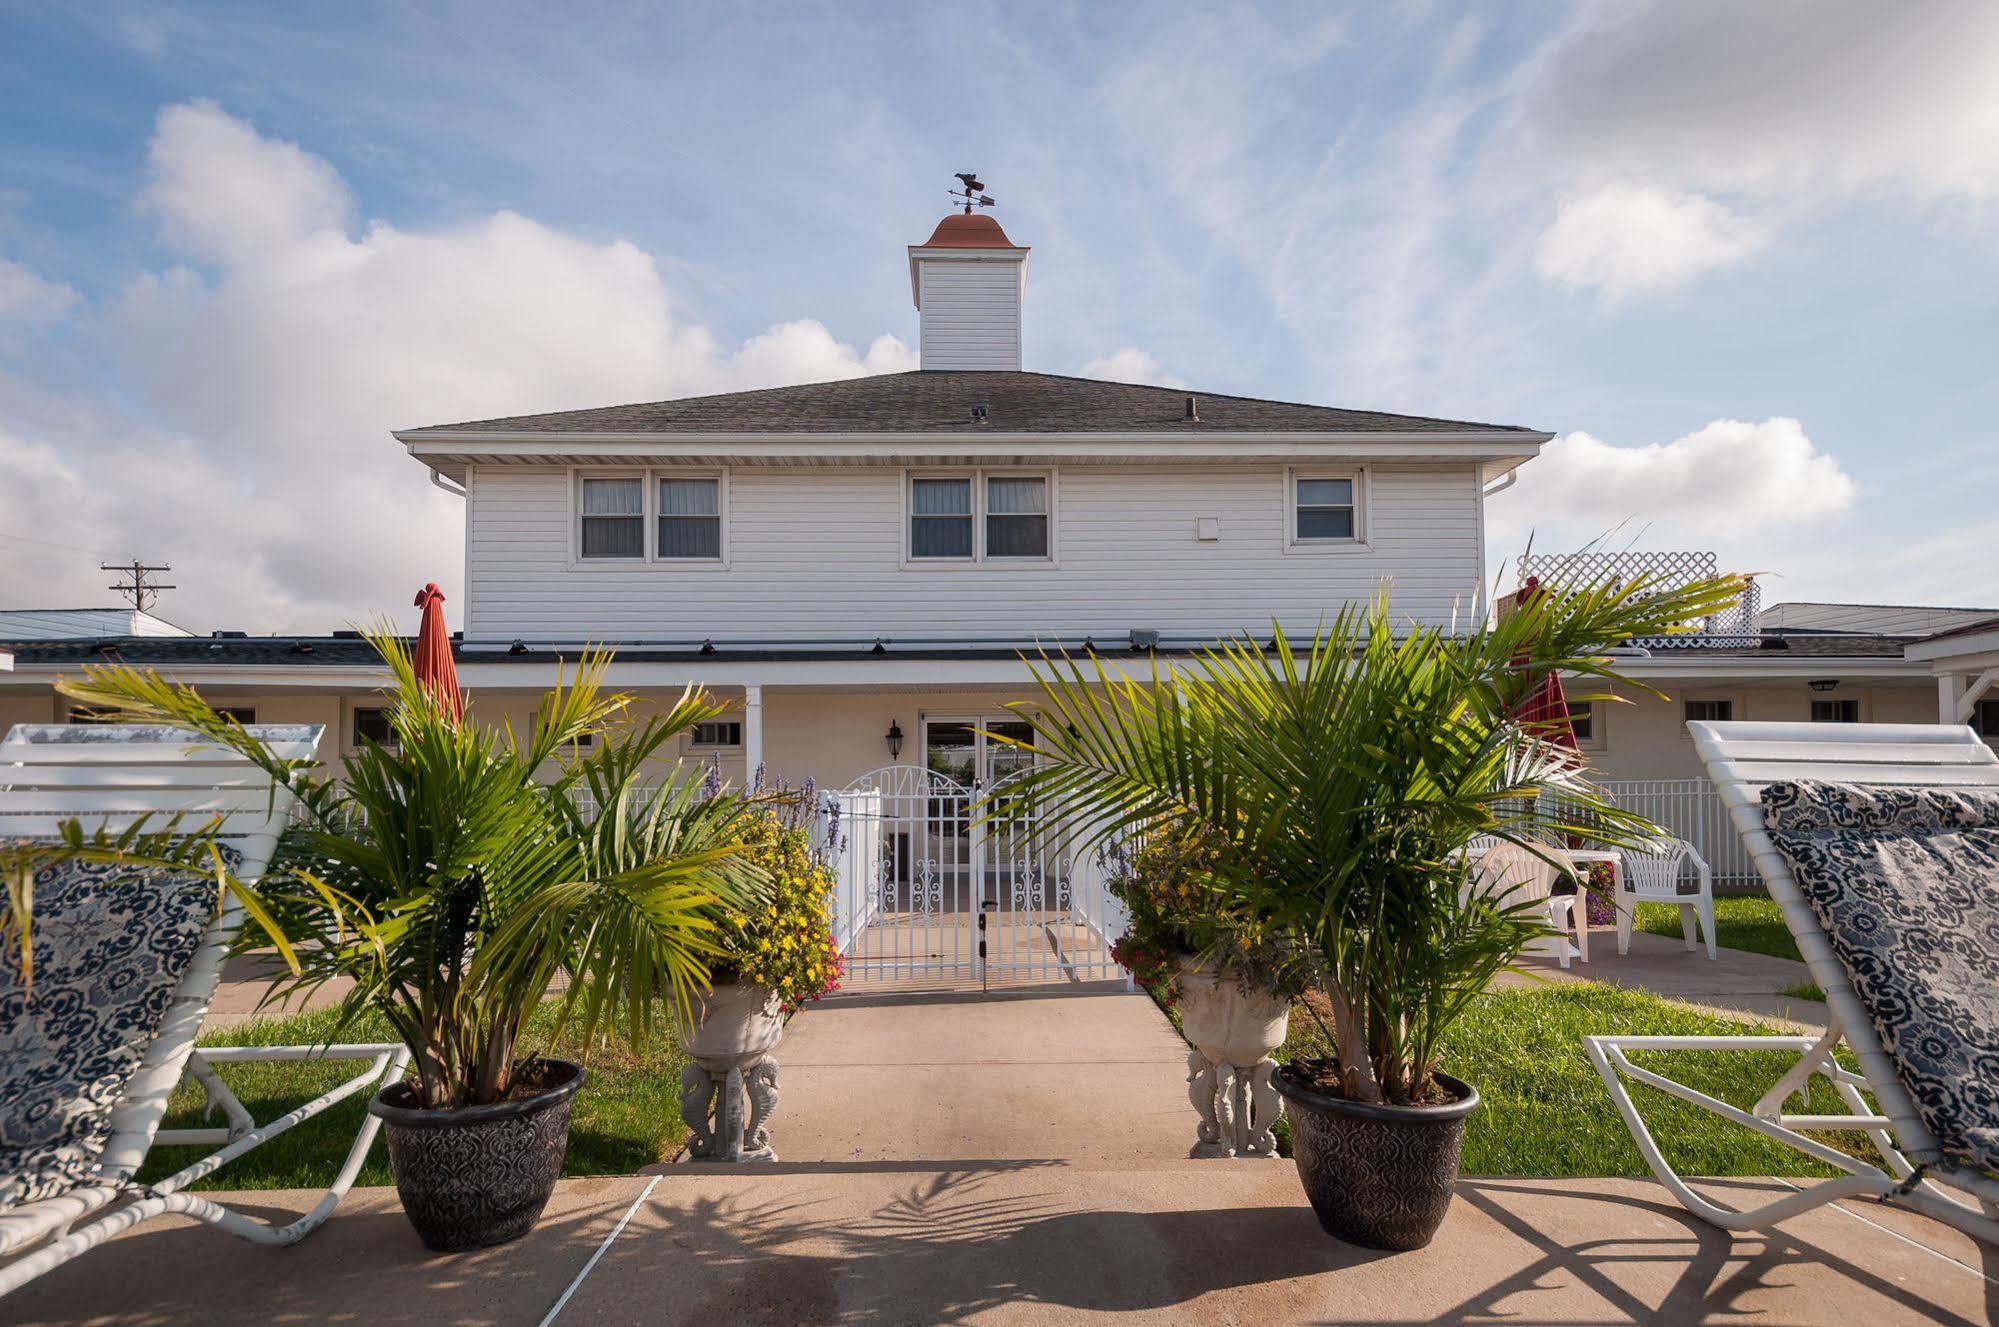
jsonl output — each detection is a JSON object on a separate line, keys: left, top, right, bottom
{"left": 412, "top": 582, "right": 463, "bottom": 722}
{"left": 1501, "top": 576, "right": 1580, "bottom": 760}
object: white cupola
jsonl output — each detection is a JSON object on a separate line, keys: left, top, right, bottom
{"left": 907, "top": 210, "right": 1030, "bottom": 371}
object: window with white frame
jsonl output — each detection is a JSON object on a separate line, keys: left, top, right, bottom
{"left": 985, "top": 476, "right": 1048, "bottom": 558}
{"left": 910, "top": 477, "right": 974, "bottom": 558}
{"left": 1810, "top": 698, "right": 1861, "bottom": 723}
{"left": 577, "top": 472, "right": 725, "bottom": 562}
{"left": 908, "top": 472, "right": 1050, "bottom": 561}
{"left": 1291, "top": 472, "right": 1361, "bottom": 544}
{"left": 690, "top": 720, "right": 742, "bottom": 748}
{"left": 1565, "top": 700, "right": 1598, "bottom": 747}
{"left": 579, "top": 476, "right": 645, "bottom": 559}
{"left": 657, "top": 477, "right": 721, "bottom": 559}
{"left": 1684, "top": 698, "right": 1733, "bottom": 724}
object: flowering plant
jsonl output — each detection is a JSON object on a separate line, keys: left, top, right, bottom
{"left": 706, "top": 803, "right": 842, "bottom": 1013}
{"left": 1106, "top": 825, "right": 1304, "bottom": 1004}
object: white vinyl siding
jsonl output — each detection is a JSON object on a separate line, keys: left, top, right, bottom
{"left": 917, "top": 260, "right": 1023, "bottom": 371}
{"left": 464, "top": 462, "right": 1484, "bottom": 643}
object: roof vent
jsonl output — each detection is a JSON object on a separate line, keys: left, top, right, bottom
{"left": 1184, "top": 396, "right": 1199, "bottom": 422}
{"left": 971, "top": 403, "right": 988, "bottom": 423}
{"left": 508, "top": 639, "right": 529, "bottom": 656}
{"left": 211, "top": 630, "right": 248, "bottom": 639}
{"left": 1128, "top": 629, "right": 1160, "bottom": 652}
{"left": 699, "top": 639, "right": 717, "bottom": 655}
{"left": 331, "top": 629, "right": 362, "bottom": 639}
{"left": 289, "top": 640, "right": 316, "bottom": 655}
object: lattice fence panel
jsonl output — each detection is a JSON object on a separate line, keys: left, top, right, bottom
{"left": 1517, "top": 551, "right": 1760, "bottom": 648}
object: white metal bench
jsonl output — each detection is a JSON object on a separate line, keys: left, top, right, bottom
{"left": 1587, "top": 720, "right": 1999, "bottom": 1242}
{"left": 0, "top": 724, "right": 409, "bottom": 1297}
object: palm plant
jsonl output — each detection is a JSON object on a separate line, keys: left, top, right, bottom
{"left": 53, "top": 630, "right": 766, "bottom": 1109}
{"left": 989, "top": 570, "right": 1747, "bottom": 1107}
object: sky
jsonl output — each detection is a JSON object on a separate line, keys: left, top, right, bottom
{"left": 2, "top": 0, "right": 1997, "bottom": 633}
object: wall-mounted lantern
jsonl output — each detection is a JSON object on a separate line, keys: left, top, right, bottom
{"left": 885, "top": 719, "right": 904, "bottom": 761}
{"left": 1807, "top": 678, "right": 1840, "bottom": 693}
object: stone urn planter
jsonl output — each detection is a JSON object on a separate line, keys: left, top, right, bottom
{"left": 1271, "top": 1063, "right": 1480, "bottom": 1251}
{"left": 1175, "top": 958, "right": 1291, "bottom": 1157}
{"left": 368, "top": 1057, "right": 585, "bottom": 1253}
{"left": 674, "top": 980, "right": 785, "bottom": 1161}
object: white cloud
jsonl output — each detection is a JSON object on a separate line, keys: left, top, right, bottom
{"left": 1489, "top": 417, "right": 1856, "bottom": 546}
{"left": 0, "top": 259, "right": 78, "bottom": 326}
{"left": 139, "top": 100, "right": 354, "bottom": 265}
{"left": 1078, "top": 347, "right": 1189, "bottom": 389}
{"left": 1524, "top": 1, "right": 1999, "bottom": 204}
{"left": 1534, "top": 185, "right": 1769, "bottom": 298}
{"left": 0, "top": 101, "right": 911, "bottom": 632}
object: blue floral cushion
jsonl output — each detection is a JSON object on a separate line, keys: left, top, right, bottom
{"left": 0, "top": 850, "right": 230, "bottom": 1207}
{"left": 1761, "top": 781, "right": 1999, "bottom": 1172}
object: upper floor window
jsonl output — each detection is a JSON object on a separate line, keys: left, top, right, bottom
{"left": 658, "top": 478, "right": 721, "bottom": 559}
{"left": 908, "top": 472, "right": 1050, "bottom": 562}
{"left": 577, "top": 470, "right": 725, "bottom": 563}
{"left": 580, "top": 477, "right": 644, "bottom": 559}
{"left": 1288, "top": 469, "right": 1365, "bottom": 547}
{"left": 985, "top": 476, "right": 1048, "bottom": 558}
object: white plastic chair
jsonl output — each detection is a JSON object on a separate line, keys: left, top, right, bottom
{"left": 1613, "top": 837, "right": 1715, "bottom": 959}
{"left": 1587, "top": 719, "right": 1999, "bottom": 1244}
{"left": 0, "top": 723, "right": 409, "bottom": 1298}
{"left": 1470, "top": 840, "right": 1585, "bottom": 968}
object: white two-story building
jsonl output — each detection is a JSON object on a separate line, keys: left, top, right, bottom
{"left": 390, "top": 207, "right": 1547, "bottom": 790}
{"left": 6, "top": 206, "right": 1996, "bottom": 911}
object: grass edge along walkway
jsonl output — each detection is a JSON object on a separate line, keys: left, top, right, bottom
{"left": 139, "top": 999, "right": 689, "bottom": 1192}
{"left": 1166, "top": 978, "right": 1867, "bottom": 1178}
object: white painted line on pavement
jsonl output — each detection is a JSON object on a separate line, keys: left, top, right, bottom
{"left": 538, "top": 1174, "right": 663, "bottom": 1326}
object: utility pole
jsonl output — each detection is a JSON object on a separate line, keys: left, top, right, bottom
{"left": 102, "top": 560, "right": 176, "bottom": 613}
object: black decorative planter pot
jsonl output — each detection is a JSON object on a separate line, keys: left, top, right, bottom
{"left": 368, "top": 1058, "right": 586, "bottom": 1253}
{"left": 1271, "top": 1064, "right": 1479, "bottom": 1251}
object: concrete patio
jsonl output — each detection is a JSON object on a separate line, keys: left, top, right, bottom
{"left": 9, "top": 980, "right": 1994, "bottom": 1325}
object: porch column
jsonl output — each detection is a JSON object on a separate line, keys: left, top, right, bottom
{"left": 743, "top": 684, "right": 764, "bottom": 777}
{"left": 1940, "top": 674, "right": 1964, "bottom": 725}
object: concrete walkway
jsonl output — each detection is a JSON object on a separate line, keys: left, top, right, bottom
{"left": 725, "top": 986, "right": 1196, "bottom": 1167}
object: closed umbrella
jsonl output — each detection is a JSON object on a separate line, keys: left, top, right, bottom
{"left": 412, "top": 582, "right": 463, "bottom": 722}
{"left": 1502, "top": 576, "right": 1581, "bottom": 759}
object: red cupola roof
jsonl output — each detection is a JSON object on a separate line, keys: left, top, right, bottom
{"left": 917, "top": 212, "right": 1021, "bottom": 249}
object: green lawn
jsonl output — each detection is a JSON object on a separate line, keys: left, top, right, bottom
{"left": 137, "top": 1000, "right": 688, "bottom": 1191}
{"left": 1634, "top": 893, "right": 1801, "bottom": 962}
{"left": 1272, "top": 980, "right": 1868, "bottom": 1177}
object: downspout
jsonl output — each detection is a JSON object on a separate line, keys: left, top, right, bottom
{"left": 1481, "top": 470, "right": 1518, "bottom": 498}
{"left": 429, "top": 467, "right": 467, "bottom": 498}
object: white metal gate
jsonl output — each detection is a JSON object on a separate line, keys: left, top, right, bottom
{"left": 822, "top": 765, "right": 1128, "bottom": 988}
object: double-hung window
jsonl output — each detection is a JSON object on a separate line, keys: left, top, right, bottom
{"left": 577, "top": 471, "right": 725, "bottom": 562}
{"left": 1293, "top": 474, "right": 1358, "bottom": 542}
{"left": 658, "top": 477, "right": 721, "bottom": 559}
{"left": 908, "top": 472, "right": 1050, "bottom": 562}
{"left": 911, "top": 478, "right": 975, "bottom": 558}
{"left": 579, "top": 477, "right": 645, "bottom": 559}
{"left": 1810, "top": 698, "right": 1860, "bottom": 723}
{"left": 985, "top": 476, "right": 1048, "bottom": 558}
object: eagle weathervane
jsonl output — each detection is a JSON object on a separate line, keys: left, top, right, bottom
{"left": 950, "top": 173, "right": 995, "bottom": 215}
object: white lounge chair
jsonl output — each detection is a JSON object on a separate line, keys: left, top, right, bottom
{"left": 1613, "top": 836, "right": 1716, "bottom": 959}
{"left": 1588, "top": 719, "right": 1999, "bottom": 1242}
{"left": 0, "top": 723, "right": 409, "bottom": 1297}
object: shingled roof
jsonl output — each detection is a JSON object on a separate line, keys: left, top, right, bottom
{"left": 398, "top": 371, "right": 1542, "bottom": 437}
